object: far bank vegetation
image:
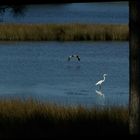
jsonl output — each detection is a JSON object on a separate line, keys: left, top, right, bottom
{"left": 0, "top": 24, "right": 129, "bottom": 41}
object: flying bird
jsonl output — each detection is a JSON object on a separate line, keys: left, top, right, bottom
{"left": 95, "top": 74, "right": 107, "bottom": 90}
{"left": 68, "top": 55, "right": 80, "bottom": 61}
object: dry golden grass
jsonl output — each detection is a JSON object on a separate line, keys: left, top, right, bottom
{"left": 0, "top": 98, "right": 129, "bottom": 137}
{"left": 0, "top": 23, "right": 129, "bottom": 41}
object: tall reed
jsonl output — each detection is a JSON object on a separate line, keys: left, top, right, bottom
{"left": 0, "top": 98, "right": 129, "bottom": 137}
{"left": 0, "top": 23, "right": 129, "bottom": 41}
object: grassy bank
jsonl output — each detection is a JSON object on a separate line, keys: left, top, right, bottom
{"left": 0, "top": 99, "right": 129, "bottom": 138}
{"left": 0, "top": 23, "right": 129, "bottom": 41}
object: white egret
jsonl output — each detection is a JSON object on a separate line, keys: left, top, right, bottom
{"left": 95, "top": 74, "right": 107, "bottom": 90}
{"left": 68, "top": 55, "right": 80, "bottom": 61}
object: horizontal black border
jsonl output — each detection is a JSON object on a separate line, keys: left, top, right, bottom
{"left": 0, "top": 0, "right": 129, "bottom": 5}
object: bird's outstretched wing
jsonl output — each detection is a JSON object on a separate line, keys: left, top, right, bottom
{"left": 77, "top": 57, "right": 80, "bottom": 61}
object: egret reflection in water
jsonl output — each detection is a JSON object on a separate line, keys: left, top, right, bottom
{"left": 95, "top": 89, "right": 105, "bottom": 106}
{"left": 95, "top": 89, "right": 105, "bottom": 98}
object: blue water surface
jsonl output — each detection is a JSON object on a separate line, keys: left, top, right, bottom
{"left": 0, "top": 41, "right": 129, "bottom": 107}
{"left": 0, "top": 2, "right": 129, "bottom": 24}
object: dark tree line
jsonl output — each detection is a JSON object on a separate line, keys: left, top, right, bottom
{"left": 0, "top": 5, "right": 26, "bottom": 16}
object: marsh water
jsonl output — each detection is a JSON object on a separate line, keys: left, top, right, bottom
{"left": 0, "top": 2, "right": 129, "bottom": 24}
{"left": 0, "top": 41, "right": 129, "bottom": 107}
{"left": 0, "top": 2, "right": 129, "bottom": 107}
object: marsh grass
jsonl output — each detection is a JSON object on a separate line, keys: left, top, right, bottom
{"left": 0, "top": 98, "right": 129, "bottom": 137}
{"left": 0, "top": 23, "right": 129, "bottom": 41}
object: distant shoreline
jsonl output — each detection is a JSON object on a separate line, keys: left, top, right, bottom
{"left": 0, "top": 23, "right": 129, "bottom": 41}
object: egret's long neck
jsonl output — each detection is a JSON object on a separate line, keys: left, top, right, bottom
{"left": 103, "top": 76, "right": 106, "bottom": 82}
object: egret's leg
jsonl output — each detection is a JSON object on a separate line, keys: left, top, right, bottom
{"left": 99, "top": 85, "right": 102, "bottom": 90}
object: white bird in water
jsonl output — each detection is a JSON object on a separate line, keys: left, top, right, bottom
{"left": 68, "top": 55, "right": 80, "bottom": 61}
{"left": 95, "top": 74, "right": 107, "bottom": 90}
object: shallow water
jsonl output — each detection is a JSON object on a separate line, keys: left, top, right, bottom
{"left": 0, "top": 2, "right": 129, "bottom": 24}
{"left": 0, "top": 41, "right": 129, "bottom": 107}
